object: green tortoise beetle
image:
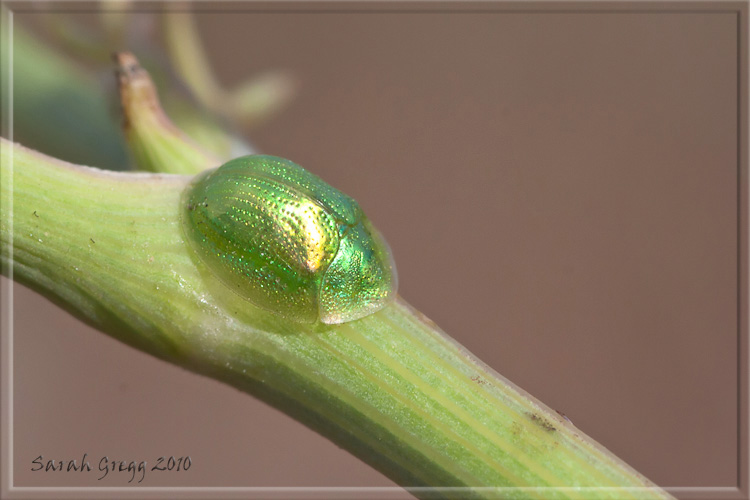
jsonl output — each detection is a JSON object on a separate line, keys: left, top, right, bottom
{"left": 181, "top": 155, "right": 397, "bottom": 324}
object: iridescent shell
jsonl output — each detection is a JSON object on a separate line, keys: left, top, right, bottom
{"left": 181, "top": 155, "right": 397, "bottom": 324}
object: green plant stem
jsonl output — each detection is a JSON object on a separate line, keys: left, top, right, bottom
{"left": 114, "top": 51, "right": 222, "bottom": 174}
{"left": 5, "top": 21, "right": 250, "bottom": 170}
{"left": 0, "top": 139, "right": 673, "bottom": 499}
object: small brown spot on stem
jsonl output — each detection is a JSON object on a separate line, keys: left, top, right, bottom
{"left": 527, "top": 412, "right": 556, "bottom": 432}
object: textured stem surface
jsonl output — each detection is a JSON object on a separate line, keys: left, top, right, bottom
{"left": 0, "top": 139, "right": 673, "bottom": 499}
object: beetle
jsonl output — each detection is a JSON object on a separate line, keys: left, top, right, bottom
{"left": 181, "top": 155, "right": 397, "bottom": 324}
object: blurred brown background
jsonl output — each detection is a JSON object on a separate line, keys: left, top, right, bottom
{"left": 10, "top": 5, "right": 741, "bottom": 494}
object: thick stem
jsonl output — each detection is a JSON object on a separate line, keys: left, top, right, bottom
{"left": 0, "top": 139, "right": 673, "bottom": 499}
